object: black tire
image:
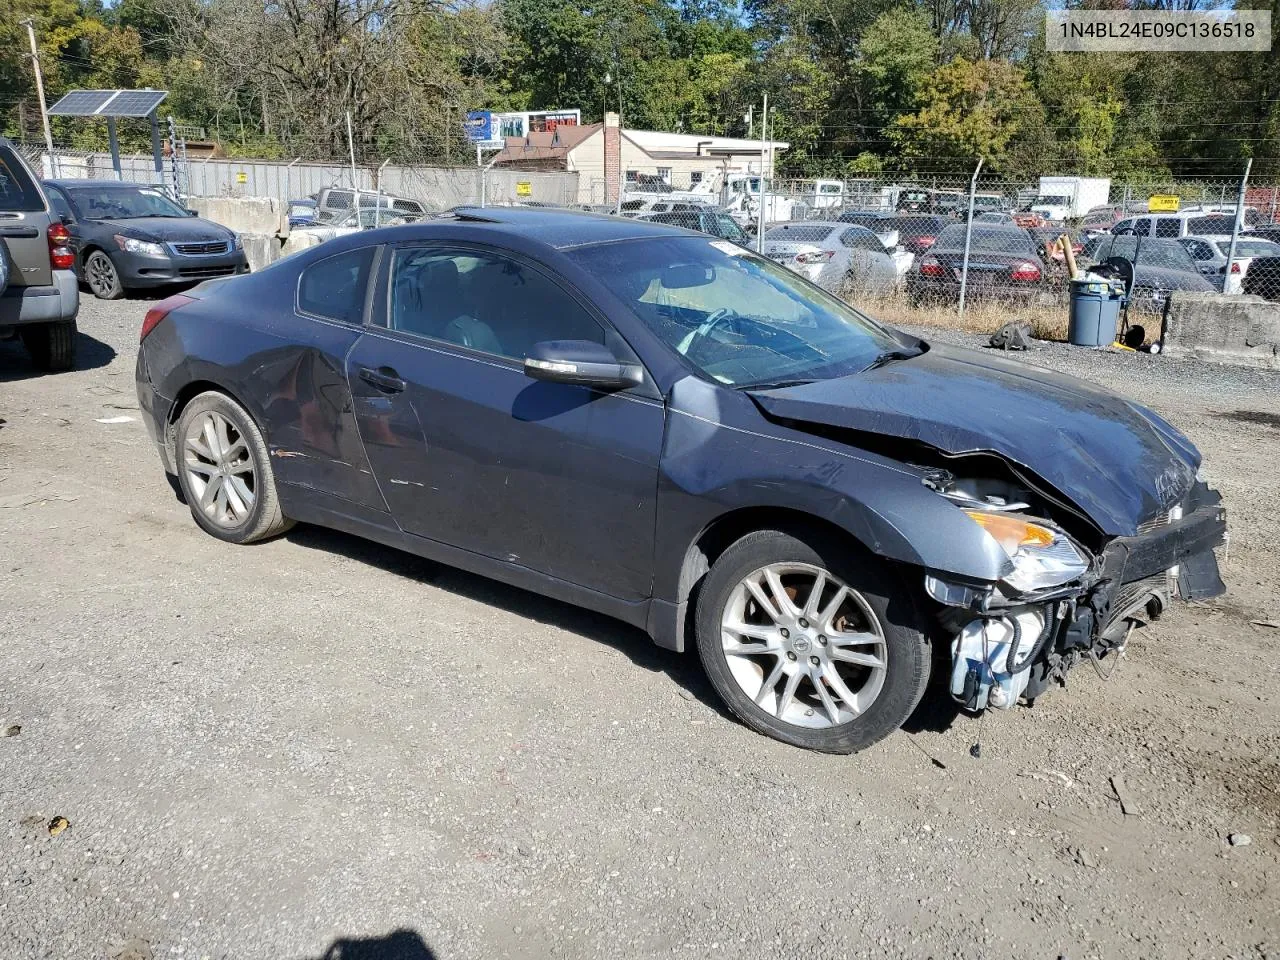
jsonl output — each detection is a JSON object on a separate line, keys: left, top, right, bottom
{"left": 20, "top": 319, "right": 78, "bottom": 372}
{"left": 85, "top": 250, "right": 124, "bottom": 300}
{"left": 694, "top": 528, "right": 930, "bottom": 754}
{"left": 174, "top": 390, "right": 293, "bottom": 544}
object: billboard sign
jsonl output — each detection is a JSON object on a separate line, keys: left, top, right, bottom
{"left": 463, "top": 111, "right": 494, "bottom": 143}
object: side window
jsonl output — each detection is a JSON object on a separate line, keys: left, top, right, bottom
{"left": 389, "top": 247, "right": 604, "bottom": 361}
{"left": 1183, "top": 239, "right": 1213, "bottom": 260}
{"left": 297, "top": 247, "right": 376, "bottom": 324}
{"left": 1154, "top": 218, "right": 1180, "bottom": 238}
{"left": 840, "top": 228, "right": 884, "bottom": 252}
{"left": 46, "top": 186, "right": 74, "bottom": 222}
{"left": 1133, "top": 218, "right": 1152, "bottom": 236}
{"left": 1113, "top": 219, "right": 1133, "bottom": 234}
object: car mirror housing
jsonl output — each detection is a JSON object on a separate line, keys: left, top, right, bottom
{"left": 185, "top": 208, "right": 199, "bottom": 217}
{"left": 524, "top": 340, "right": 643, "bottom": 391}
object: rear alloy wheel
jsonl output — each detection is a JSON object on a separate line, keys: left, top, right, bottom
{"left": 696, "top": 529, "right": 930, "bottom": 753}
{"left": 174, "top": 391, "right": 292, "bottom": 544}
{"left": 85, "top": 250, "right": 124, "bottom": 300}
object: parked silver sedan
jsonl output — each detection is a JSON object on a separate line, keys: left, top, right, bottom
{"left": 1177, "top": 234, "right": 1280, "bottom": 294}
{"left": 761, "top": 222, "right": 904, "bottom": 297}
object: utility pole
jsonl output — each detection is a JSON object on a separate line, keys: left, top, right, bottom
{"left": 20, "top": 19, "right": 58, "bottom": 178}
{"left": 756, "top": 93, "right": 768, "bottom": 253}
{"left": 1224, "top": 157, "right": 1252, "bottom": 293}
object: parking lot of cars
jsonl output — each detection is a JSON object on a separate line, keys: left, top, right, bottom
{"left": 3, "top": 278, "right": 1280, "bottom": 958}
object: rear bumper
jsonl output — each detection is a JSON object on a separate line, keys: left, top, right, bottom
{"left": 114, "top": 249, "right": 249, "bottom": 288}
{"left": 0, "top": 270, "right": 79, "bottom": 326}
{"left": 135, "top": 347, "right": 175, "bottom": 473}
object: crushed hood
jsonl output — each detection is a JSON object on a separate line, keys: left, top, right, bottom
{"left": 749, "top": 343, "right": 1199, "bottom": 536}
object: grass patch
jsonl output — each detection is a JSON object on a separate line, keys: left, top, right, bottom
{"left": 856, "top": 294, "right": 1071, "bottom": 342}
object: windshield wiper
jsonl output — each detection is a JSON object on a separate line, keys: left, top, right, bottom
{"left": 739, "top": 377, "right": 816, "bottom": 391}
{"left": 861, "top": 349, "right": 919, "bottom": 372}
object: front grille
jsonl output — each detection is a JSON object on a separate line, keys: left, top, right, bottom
{"left": 1111, "top": 572, "right": 1167, "bottom": 618}
{"left": 172, "top": 240, "right": 229, "bottom": 256}
{"left": 1137, "top": 511, "right": 1172, "bottom": 534}
{"left": 177, "top": 265, "right": 237, "bottom": 279}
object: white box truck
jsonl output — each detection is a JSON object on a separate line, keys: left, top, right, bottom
{"left": 1031, "top": 177, "right": 1111, "bottom": 222}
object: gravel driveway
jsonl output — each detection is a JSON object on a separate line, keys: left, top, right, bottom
{"left": 2, "top": 298, "right": 1278, "bottom": 960}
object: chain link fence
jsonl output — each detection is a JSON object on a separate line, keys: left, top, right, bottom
{"left": 587, "top": 163, "right": 1280, "bottom": 339}
{"left": 15, "top": 142, "right": 581, "bottom": 212}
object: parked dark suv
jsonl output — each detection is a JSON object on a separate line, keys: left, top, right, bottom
{"left": 43, "top": 179, "right": 249, "bottom": 300}
{"left": 0, "top": 138, "right": 79, "bottom": 371}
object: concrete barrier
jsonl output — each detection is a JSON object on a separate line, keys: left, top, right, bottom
{"left": 190, "top": 196, "right": 283, "bottom": 237}
{"left": 1162, "top": 292, "right": 1280, "bottom": 369}
{"left": 240, "top": 234, "right": 282, "bottom": 273}
{"left": 279, "top": 227, "right": 348, "bottom": 260}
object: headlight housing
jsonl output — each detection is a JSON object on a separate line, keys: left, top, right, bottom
{"left": 114, "top": 235, "right": 166, "bottom": 258}
{"left": 964, "top": 510, "right": 1088, "bottom": 593}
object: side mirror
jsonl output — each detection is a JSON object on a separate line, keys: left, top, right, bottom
{"left": 185, "top": 208, "right": 198, "bottom": 217}
{"left": 524, "top": 340, "right": 643, "bottom": 391}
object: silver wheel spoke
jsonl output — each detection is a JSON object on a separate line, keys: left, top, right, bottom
{"left": 223, "top": 475, "right": 248, "bottom": 517}
{"left": 775, "top": 669, "right": 802, "bottom": 718}
{"left": 811, "top": 667, "right": 843, "bottom": 724}
{"left": 214, "top": 481, "right": 230, "bottom": 519}
{"left": 214, "top": 416, "right": 234, "bottom": 463}
{"left": 185, "top": 459, "right": 216, "bottom": 476}
{"left": 830, "top": 647, "right": 885, "bottom": 670}
{"left": 817, "top": 585, "right": 850, "bottom": 631}
{"left": 830, "top": 630, "right": 881, "bottom": 647}
{"left": 803, "top": 570, "right": 827, "bottom": 617}
{"left": 822, "top": 666, "right": 865, "bottom": 716}
{"left": 202, "top": 418, "right": 223, "bottom": 461}
{"left": 754, "top": 659, "right": 786, "bottom": 707}
{"left": 724, "top": 619, "right": 778, "bottom": 642}
{"left": 187, "top": 435, "right": 215, "bottom": 461}
{"left": 763, "top": 568, "right": 800, "bottom": 617}
{"left": 201, "top": 473, "right": 223, "bottom": 512}
{"left": 745, "top": 579, "right": 781, "bottom": 621}
{"left": 228, "top": 475, "right": 255, "bottom": 511}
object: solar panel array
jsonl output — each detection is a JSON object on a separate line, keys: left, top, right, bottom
{"left": 48, "top": 89, "right": 168, "bottom": 118}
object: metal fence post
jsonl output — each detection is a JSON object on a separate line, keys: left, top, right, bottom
{"left": 957, "top": 157, "right": 984, "bottom": 322}
{"left": 1224, "top": 158, "right": 1252, "bottom": 295}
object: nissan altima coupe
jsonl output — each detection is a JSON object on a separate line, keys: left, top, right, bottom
{"left": 135, "top": 209, "right": 1227, "bottom": 753}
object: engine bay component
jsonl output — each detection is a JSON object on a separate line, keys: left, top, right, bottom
{"left": 950, "top": 606, "right": 1051, "bottom": 710}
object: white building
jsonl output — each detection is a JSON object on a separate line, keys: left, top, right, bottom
{"left": 489, "top": 112, "right": 788, "bottom": 204}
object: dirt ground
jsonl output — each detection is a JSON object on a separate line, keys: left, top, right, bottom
{"left": 2, "top": 296, "right": 1278, "bottom": 960}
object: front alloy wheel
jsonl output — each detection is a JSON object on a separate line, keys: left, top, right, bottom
{"left": 695, "top": 529, "right": 930, "bottom": 753}
{"left": 721, "top": 563, "right": 887, "bottom": 728}
{"left": 183, "top": 410, "right": 257, "bottom": 527}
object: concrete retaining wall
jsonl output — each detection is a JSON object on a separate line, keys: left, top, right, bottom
{"left": 1162, "top": 292, "right": 1280, "bottom": 369}
{"left": 190, "top": 197, "right": 283, "bottom": 237}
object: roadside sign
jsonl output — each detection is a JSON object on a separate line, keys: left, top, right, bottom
{"left": 1148, "top": 194, "right": 1179, "bottom": 212}
{"left": 236, "top": 171, "right": 247, "bottom": 184}
{"left": 516, "top": 180, "right": 532, "bottom": 198}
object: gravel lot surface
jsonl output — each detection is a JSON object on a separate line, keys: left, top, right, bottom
{"left": 2, "top": 298, "right": 1278, "bottom": 960}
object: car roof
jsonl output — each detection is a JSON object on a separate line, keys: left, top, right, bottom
{"left": 376, "top": 205, "right": 699, "bottom": 251}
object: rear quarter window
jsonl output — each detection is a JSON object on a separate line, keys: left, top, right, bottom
{"left": 0, "top": 147, "right": 45, "bottom": 213}
{"left": 297, "top": 247, "right": 377, "bottom": 324}
{"left": 1154, "top": 218, "right": 1181, "bottom": 238}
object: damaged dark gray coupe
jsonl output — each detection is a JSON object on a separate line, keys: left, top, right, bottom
{"left": 135, "top": 208, "right": 1227, "bottom": 753}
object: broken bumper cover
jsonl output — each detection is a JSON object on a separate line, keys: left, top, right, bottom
{"left": 1100, "top": 482, "right": 1227, "bottom": 605}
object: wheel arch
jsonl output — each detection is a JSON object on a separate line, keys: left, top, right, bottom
{"left": 164, "top": 378, "right": 267, "bottom": 465}
{"left": 649, "top": 505, "right": 914, "bottom": 654}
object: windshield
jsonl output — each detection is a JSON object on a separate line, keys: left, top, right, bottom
{"left": 67, "top": 186, "right": 188, "bottom": 219}
{"left": 568, "top": 237, "right": 905, "bottom": 387}
{"left": 934, "top": 225, "right": 1037, "bottom": 255}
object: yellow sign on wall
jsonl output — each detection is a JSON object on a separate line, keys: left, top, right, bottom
{"left": 1148, "top": 194, "right": 1180, "bottom": 213}
{"left": 516, "top": 180, "right": 532, "bottom": 197}
{"left": 236, "top": 172, "right": 248, "bottom": 184}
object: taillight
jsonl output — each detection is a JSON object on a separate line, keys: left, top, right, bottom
{"left": 47, "top": 222, "right": 74, "bottom": 270}
{"left": 912, "top": 235, "right": 935, "bottom": 250}
{"left": 1010, "top": 261, "right": 1042, "bottom": 282}
{"left": 919, "top": 255, "right": 945, "bottom": 277}
{"left": 1229, "top": 261, "right": 1241, "bottom": 274}
{"left": 794, "top": 250, "right": 834, "bottom": 264}
{"left": 141, "top": 294, "right": 196, "bottom": 341}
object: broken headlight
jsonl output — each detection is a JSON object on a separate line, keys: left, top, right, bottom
{"left": 964, "top": 510, "right": 1088, "bottom": 593}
